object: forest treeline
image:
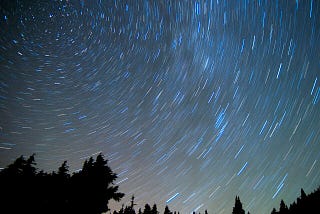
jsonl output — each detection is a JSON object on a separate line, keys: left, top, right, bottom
{"left": 0, "top": 154, "right": 124, "bottom": 214}
{"left": 0, "top": 154, "right": 319, "bottom": 214}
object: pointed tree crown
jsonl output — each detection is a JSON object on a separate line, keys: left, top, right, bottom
{"left": 232, "top": 196, "right": 245, "bottom": 214}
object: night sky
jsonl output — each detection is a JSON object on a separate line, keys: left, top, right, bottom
{"left": 0, "top": 0, "right": 320, "bottom": 213}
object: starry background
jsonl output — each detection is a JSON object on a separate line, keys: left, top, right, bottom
{"left": 0, "top": 0, "right": 320, "bottom": 213}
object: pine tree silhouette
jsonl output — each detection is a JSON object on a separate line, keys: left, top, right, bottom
{"left": 276, "top": 200, "right": 288, "bottom": 214}
{"left": 143, "top": 204, "right": 152, "bottom": 214}
{"left": 58, "top": 161, "right": 69, "bottom": 177}
{"left": 151, "top": 204, "right": 159, "bottom": 214}
{"left": 124, "top": 195, "right": 137, "bottom": 214}
{"left": 70, "top": 153, "right": 124, "bottom": 214}
{"left": 164, "top": 205, "right": 172, "bottom": 214}
{"left": 300, "top": 189, "right": 306, "bottom": 200}
{"left": 272, "top": 187, "right": 320, "bottom": 213}
{"left": 271, "top": 208, "right": 277, "bottom": 214}
{"left": 232, "top": 196, "right": 245, "bottom": 214}
{"left": 0, "top": 154, "right": 38, "bottom": 213}
{"left": 0, "top": 154, "right": 124, "bottom": 214}
{"left": 2, "top": 154, "right": 320, "bottom": 214}
{"left": 51, "top": 160, "right": 71, "bottom": 213}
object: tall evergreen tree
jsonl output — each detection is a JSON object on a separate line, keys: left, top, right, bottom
{"left": 232, "top": 196, "right": 245, "bottom": 214}
{"left": 57, "top": 161, "right": 69, "bottom": 177}
{"left": 51, "top": 161, "right": 70, "bottom": 213}
{"left": 151, "top": 204, "right": 159, "bottom": 214}
{"left": 70, "top": 153, "right": 124, "bottom": 214}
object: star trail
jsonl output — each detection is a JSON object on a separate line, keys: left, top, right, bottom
{"left": 0, "top": 1, "right": 320, "bottom": 213}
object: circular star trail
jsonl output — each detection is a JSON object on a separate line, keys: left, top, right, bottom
{"left": 0, "top": 1, "right": 320, "bottom": 213}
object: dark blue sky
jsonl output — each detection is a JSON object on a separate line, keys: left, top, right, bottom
{"left": 0, "top": 1, "right": 319, "bottom": 213}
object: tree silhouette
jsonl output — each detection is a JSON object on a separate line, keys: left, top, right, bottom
{"left": 70, "top": 153, "right": 124, "bottom": 214}
{"left": 122, "top": 195, "right": 137, "bottom": 214}
{"left": 50, "top": 160, "right": 71, "bottom": 213}
{"left": 143, "top": 204, "right": 152, "bottom": 214}
{"left": 271, "top": 208, "right": 277, "bottom": 214}
{"left": 164, "top": 205, "right": 172, "bottom": 214}
{"left": 300, "top": 189, "right": 306, "bottom": 200}
{"left": 0, "top": 154, "right": 38, "bottom": 213}
{"left": 151, "top": 204, "right": 159, "bottom": 214}
{"left": 2, "top": 154, "right": 320, "bottom": 214}
{"left": 271, "top": 187, "right": 320, "bottom": 213}
{"left": 232, "top": 196, "right": 245, "bottom": 214}
{"left": 58, "top": 160, "right": 69, "bottom": 177}
{"left": 279, "top": 200, "right": 288, "bottom": 214}
{"left": 0, "top": 153, "right": 124, "bottom": 214}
